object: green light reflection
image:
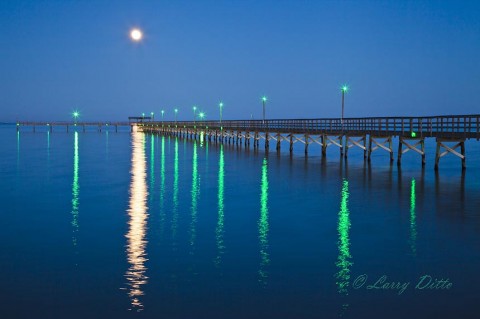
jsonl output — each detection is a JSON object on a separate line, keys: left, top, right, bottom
{"left": 215, "top": 144, "right": 225, "bottom": 266}
{"left": 71, "top": 132, "right": 80, "bottom": 247}
{"left": 335, "top": 179, "right": 352, "bottom": 299}
{"left": 159, "top": 136, "right": 166, "bottom": 235}
{"left": 172, "top": 138, "right": 179, "bottom": 240}
{"left": 190, "top": 141, "right": 199, "bottom": 250}
{"left": 150, "top": 135, "right": 155, "bottom": 195}
{"left": 16, "top": 131, "right": 20, "bottom": 170}
{"left": 410, "top": 178, "right": 417, "bottom": 255}
{"left": 47, "top": 131, "right": 50, "bottom": 165}
{"left": 258, "top": 157, "right": 269, "bottom": 285}
{"left": 105, "top": 130, "right": 109, "bottom": 158}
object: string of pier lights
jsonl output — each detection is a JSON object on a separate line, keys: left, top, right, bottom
{"left": 137, "top": 92, "right": 350, "bottom": 125}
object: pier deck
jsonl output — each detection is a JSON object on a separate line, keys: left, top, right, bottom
{"left": 139, "top": 115, "right": 480, "bottom": 170}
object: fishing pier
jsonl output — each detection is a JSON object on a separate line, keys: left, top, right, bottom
{"left": 17, "top": 114, "right": 480, "bottom": 170}
{"left": 138, "top": 115, "right": 479, "bottom": 170}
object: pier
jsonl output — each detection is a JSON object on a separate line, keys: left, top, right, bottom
{"left": 16, "top": 121, "right": 133, "bottom": 133}
{"left": 17, "top": 114, "right": 479, "bottom": 170}
{"left": 138, "top": 115, "right": 480, "bottom": 170}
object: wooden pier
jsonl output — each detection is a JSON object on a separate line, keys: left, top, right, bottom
{"left": 137, "top": 115, "right": 480, "bottom": 170}
{"left": 16, "top": 121, "right": 133, "bottom": 133}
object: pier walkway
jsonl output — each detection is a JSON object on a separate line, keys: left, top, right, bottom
{"left": 138, "top": 115, "right": 480, "bottom": 170}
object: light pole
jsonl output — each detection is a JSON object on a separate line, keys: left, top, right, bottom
{"left": 193, "top": 106, "right": 197, "bottom": 124}
{"left": 261, "top": 96, "right": 267, "bottom": 124}
{"left": 151, "top": 112, "right": 154, "bottom": 121}
{"left": 199, "top": 112, "right": 205, "bottom": 122}
{"left": 341, "top": 85, "right": 348, "bottom": 130}
{"left": 174, "top": 108, "right": 178, "bottom": 125}
{"left": 161, "top": 110, "right": 165, "bottom": 125}
{"left": 219, "top": 101, "right": 224, "bottom": 126}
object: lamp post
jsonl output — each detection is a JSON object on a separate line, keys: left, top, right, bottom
{"left": 151, "top": 112, "right": 154, "bottom": 121}
{"left": 193, "top": 106, "right": 197, "bottom": 124}
{"left": 219, "top": 101, "right": 224, "bottom": 126}
{"left": 341, "top": 85, "right": 348, "bottom": 130}
{"left": 199, "top": 112, "right": 205, "bottom": 122}
{"left": 174, "top": 108, "right": 178, "bottom": 125}
{"left": 161, "top": 110, "right": 165, "bottom": 125}
{"left": 261, "top": 96, "right": 267, "bottom": 125}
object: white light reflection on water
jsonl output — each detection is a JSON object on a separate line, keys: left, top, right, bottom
{"left": 125, "top": 130, "right": 149, "bottom": 311}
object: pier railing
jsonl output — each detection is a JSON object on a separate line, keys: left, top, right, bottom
{"left": 148, "top": 115, "right": 480, "bottom": 139}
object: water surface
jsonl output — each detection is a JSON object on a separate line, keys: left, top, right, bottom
{"left": 1, "top": 125, "right": 479, "bottom": 318}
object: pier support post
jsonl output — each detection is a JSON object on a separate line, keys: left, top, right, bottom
{"left": 265, "top": 132, "right": 269, "bottom": 150}
{"left": 276, "top": 133, "right": 281, "bottom": 151}
{"left": 322, "top": 135, "right": 327, "bottom": 157}
{"left": 289, "top": 134, "right": 293, "bottom": 154}
{"left": 340, "top": 135, "right": 344, "bottom": 157}
{"left": 368, "top": 135, "right": 373, "bottom": 162}
{"left": 304, "top": 134, "right": 309, "bottom": 155}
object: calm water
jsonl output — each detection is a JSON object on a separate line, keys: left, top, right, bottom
{"left": 1, "top": 125, "right": 480, "bottom": 318}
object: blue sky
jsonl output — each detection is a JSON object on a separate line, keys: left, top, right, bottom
{"left": 1, "top": 0, "right": 479, "bottom": 121}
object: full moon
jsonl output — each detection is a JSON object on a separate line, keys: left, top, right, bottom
{"left": 130, "top": 28, "right": 143, "bottom": 41}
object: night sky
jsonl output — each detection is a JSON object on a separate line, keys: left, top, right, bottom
{"left": 1, "top": 0, "right": 479, "bottom": 122}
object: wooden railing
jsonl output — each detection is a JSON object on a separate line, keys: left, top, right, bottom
{"left": 143, "top": 115, "right": 480, "bottom": 139}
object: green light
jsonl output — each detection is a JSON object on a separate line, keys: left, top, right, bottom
{"left": 142, "top": 112, "right": 145, "bottom": 117}
{"left": 16, "top": 123, "right": 19, "bottom": 126}
{"left": 336, "top": 179, "right": 352, "bottom": 297}
{"left": 72, "top": 111, "right": 80, "bottom": 121}
{"left": 411, "top": 131, "right": 417, "bottom": 138}
{"left": 341, "top": 85, "right": 349, "bottom": 93}
{"left": 193, "top": 106, "right": 197, "bottom": 111}
{"left": 174, "top": 108, "right": 178, "bottom": 113}
{"left": 161, "top": 110, "right": 165, "bottom": 115}
{"left": 262, "top": 96, "right": 268, "bottom": 102}
{"left": 199, "top": 112, "right": 205, "bottom": 119}
{"left": 219, "top": 102, "right": 224, "bottom": 108}
{"left": 215, "top": 144, "right": 225, "bottom": 266}
{"left": 410, "top": 178, "right": 417, "bottom": 255}
{"left": 259, "top": 158, "right": 269, "bottom": 284}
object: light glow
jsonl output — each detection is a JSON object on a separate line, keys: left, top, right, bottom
{"left": 130, "top": 28, "right": 143, "bottom": 42}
